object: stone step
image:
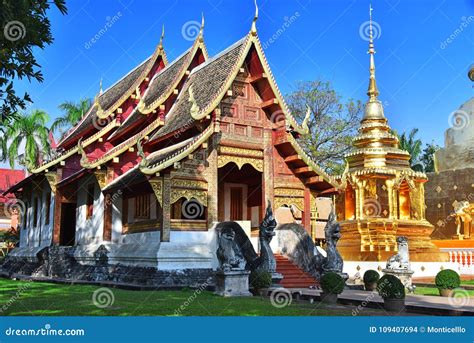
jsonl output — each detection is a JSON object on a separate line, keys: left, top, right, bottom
{"left": 274, "top": 254, "right": 317, "bottom": 288}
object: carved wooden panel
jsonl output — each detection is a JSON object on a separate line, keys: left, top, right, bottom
{"left": 234, "top": 124, "right": 247, "bottom": 136}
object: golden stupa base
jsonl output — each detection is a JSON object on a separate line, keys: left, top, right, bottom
{"left": 338, "top": 219, "right": 449, "bottom": 263}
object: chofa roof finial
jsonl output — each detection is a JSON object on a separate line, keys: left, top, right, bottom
{"left": 251, "top": 0, "right": 258, "bottom": 35}
{"left": 159, "top": 24, "right": 165, "bottom": 49}
{"left": 199, "top": 12, "right": 205, "bottom": 42}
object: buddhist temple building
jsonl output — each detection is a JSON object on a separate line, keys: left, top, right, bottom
{"left": 335, "top": 8, "right": 449, "bottom": 276}
{"left": 3, "top": 11, "right": 338, "bottom": 285}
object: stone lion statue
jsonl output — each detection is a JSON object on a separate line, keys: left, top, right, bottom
{"left": 216, "top": 226, "right": 245, "bottom": 271}
{"left": 386, "top": 236, "right": 410, "bottom": 270}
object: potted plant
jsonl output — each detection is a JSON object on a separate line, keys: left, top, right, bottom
{"left": 363, "top": 270, "right": 380, "bottom": 291}
{"left": 320, "top": 272, "right": 345, "bottom": 304}
{"left": 435, "top": 269, "right": 460, "bottom": 297}
{"left": 377, "top": 274, "right": 405, "bottom": 312}
{"left": 249, "top": 270, "right": 272, "bottom": 296}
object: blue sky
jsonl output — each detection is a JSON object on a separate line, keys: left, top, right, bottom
{"left": 15, "top": 0, "right": 474, "bottom": 147}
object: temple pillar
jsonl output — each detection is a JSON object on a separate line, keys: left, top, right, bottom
{"left": 263, "top": 129, "right": 274, "bottom": 209}
{"left": 386, "top": 179, "right": 394, "bottom": 219}
{"left": 206, "top": 138, "right": 218, "bottom": 226}
{"left": 303, "top": 188, "right": 311, "bottom": 234}
{"left": 51, "top": 169, "right": 62, "bottom": 245}
{"left": 354, "top": 188, "right": 360, "bottom": 219}
{"left": 103, "top": 194, "right": 113, "bottom": 241}
{"left": 161, "top": 173, "right": 171, "bottom": 242}
{"left": 102, "top": 167, "right": 114, "bottom": 241}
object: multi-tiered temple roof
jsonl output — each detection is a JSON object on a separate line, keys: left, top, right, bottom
{"left": 7, "top": 13, "right": 336, "bottom": 197}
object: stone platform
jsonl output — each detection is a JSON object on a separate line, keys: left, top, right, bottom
{"left": 283, "top": 288, "right": 474, "bottom": 316}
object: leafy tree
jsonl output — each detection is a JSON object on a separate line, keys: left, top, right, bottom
{"left": 286, "top": 80, "right": 363, "bottom": 174}
{"left": 51, "top": 98, "right": 92, "bottom": 137}
{"left": 6, "top": 109, "right": 51, "bottom": 169}
{"left": 0, "top": 0, "right": 67, "bottom": 125}
{"left": 420, "top": 142, "right": 440, "bottom": 173}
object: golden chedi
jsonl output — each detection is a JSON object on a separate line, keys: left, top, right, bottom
{"left": 335, "top": 9, "right": 448, "bottom": 263}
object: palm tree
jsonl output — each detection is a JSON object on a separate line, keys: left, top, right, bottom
{"left": 51, "top": 98, "right": 91, "bottom": 137}
{"left": 7, "top": 109, "right": 51, "bottom": 169}
{"left": 393, "top": 128, "right": 423, "bottom": 171}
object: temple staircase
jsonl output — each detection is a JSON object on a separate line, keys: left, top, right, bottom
{"left": 275, "top": 254, "right": 318, "bottom": 289}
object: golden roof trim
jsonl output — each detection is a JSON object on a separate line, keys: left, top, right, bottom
{"left": 286, "top": 133, "right": 337, "bottom": 187}
{"left": 79, "top": 118, "right": 164, "bottom": 169}
{"left": 138, "top": 35, "right": 208, "bottom": 115}
{"left": 30, "top": 119, "right": 119, "bottom": 173}
{"left": 96, "top": 42, "right": 168, "bottom": 119}
{"left": 140, "top": 124, "right": 214, "bottom": 175}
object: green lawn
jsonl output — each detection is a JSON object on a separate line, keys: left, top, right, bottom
{"left": 0, "top": 278, "right": 386, "bottom": 316}
{"left": 414, "top": 286, "right": 474, "bottom": 297}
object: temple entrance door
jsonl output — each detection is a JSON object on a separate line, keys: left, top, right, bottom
{"left": 59, "top": 203, "right": 76, "bottom": 246}
{"left": 230, "top": 187, "right": 243, "bottom": 220}
{"left": 218, "top": 162, "right": 263, "bottom": 232}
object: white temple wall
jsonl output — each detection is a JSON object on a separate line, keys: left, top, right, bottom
{"left": 20, "top": 182, "right": 53, "bottom": 248}
{"left": 75, "top": 178, "right": 104, "bottom": 245}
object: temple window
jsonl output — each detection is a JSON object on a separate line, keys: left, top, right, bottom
{"left": 398, "top": 181, "right": 411, "bottom": 220}
{"left": 171, "top": 197, "right": 207, "bottom": 220}
{"left": 23, "top": 202, "right": 28, "bottom": 229}
{"left": 344, "top": 186, "right": 356, "bottom": 220}
{"left": 134, "top": 194, "right": 151, "bottom": 220}
{"left": 44, "top": 192, "right": 51, "bottom": 225}
{"left": 121, "top": 193, "right": 161, "bottom": 234}
{"left": 86, "top": 184, "right": 94, "bottom": 219}
{"left": 33, "top": 197, "right": 39, "bottom": 227}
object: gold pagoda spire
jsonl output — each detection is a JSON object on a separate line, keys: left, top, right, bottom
{"left": 367, "top": 3, "right": 379, "bottom": 100}
{"left": 362, "top": 4, "right": 385, "bottom": 120}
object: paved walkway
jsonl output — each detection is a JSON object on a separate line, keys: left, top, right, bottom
{"left": 282, "top": 288, "right": 474, "bottom": 315}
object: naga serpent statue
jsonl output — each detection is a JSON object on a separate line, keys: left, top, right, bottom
{"left": 215, "top": 201, "right": 277, "bottom": 273}
{"left": 321, "top": 210, "right": 345, "bottom": 275}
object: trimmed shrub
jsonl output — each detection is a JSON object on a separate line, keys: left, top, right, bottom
{"left": 435, "top": 269, "right": 460, "bottom": 290}
{"left": 320, "top": 272, "right": 345, "bottom": 295}
{"left": 377, "top": 275, "right": 405, "bottom": 299}
{"left": 363, "top": 270, "right": 380, "bottom": 284}
{"left": 249, "top": 270, "right": 272, "bottom": 290}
